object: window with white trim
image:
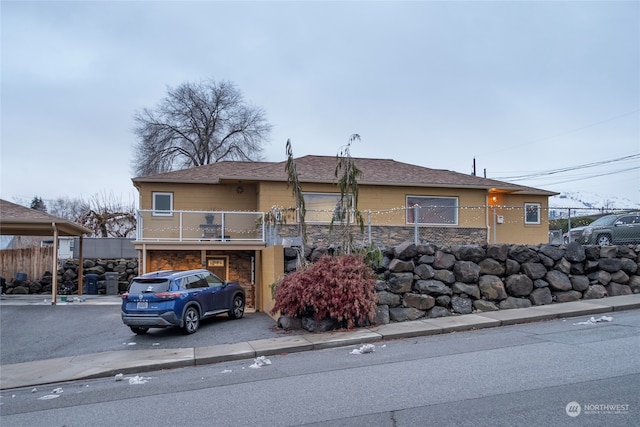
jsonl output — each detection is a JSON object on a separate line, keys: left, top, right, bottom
{"left": 524, "top": 203, "right": 541, "bottom": 224}
{"left": 303, "top": 193, "right": 353, "bottom": 223}
{"left": 406, "top": 196, "right": 458, "bottom": 225}
{"left": 152, "top": 192, "right": 173, "bottom": 216}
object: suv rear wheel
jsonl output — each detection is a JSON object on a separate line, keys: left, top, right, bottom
{"left": 229, "top": 295, "right": 245, "bottom": 319}
{"left": 183, "top": 306, "right": 200, "bottom": 334}
{"left": 130, "top": 327, "right": 149, "bottom": 335}
{"left": 597, "top": 234, "right": 612, "bottom": 246}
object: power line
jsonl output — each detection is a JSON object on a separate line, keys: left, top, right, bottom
{"left": 492, "top": 154, "right": 640, "bottom": 180}
{"left": 510, "top": 166, "right": 639, "bottom": 186}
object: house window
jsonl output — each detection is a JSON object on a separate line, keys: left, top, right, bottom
{"left": 303, "top": 193, "right": 354, "bottom": 223}
{"left": 406, "top": 196, "right": 458, "bottom": 225}
{"left": 152, "top": 192, "right": 173, "bottom": 216}
{"left": 524, "top": 203, "right": 541, "bottom": 224}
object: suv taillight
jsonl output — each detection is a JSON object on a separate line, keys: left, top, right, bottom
{"left": 154, "top": 292, "right": 181, "bottom": 299}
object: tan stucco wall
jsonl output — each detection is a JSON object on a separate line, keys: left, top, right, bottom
{"left": 489, "top": 193, "right": 550, "bottom": 245}
{"left": 137, "top": 182, "right": 260, "bottom": 240}
{"left": 138, "top": 182, "right": 258, "bottom": 211}
{"left": 257, "top": 182, "right": 490, "bottom": 227}
{"left": 137, "top": 181, "right": 551, "bottom": 245}
{"left": 259, "top": 245, "right": 284, "bottom": 319}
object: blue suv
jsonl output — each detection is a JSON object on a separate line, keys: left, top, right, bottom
{"left": 121, "top": 269, "right": 245, "bottom": 334}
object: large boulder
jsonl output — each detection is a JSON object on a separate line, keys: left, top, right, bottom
{"left": 390, "top": 307, "right": 425, "bottom": 322}
{"left": 375, "top": 305, "right": 390, "bottom": 325}
{"left": 414, "top": 280, "right": 452, "bottom": 296}
{"left": 486, "top": 244, "right": 509, "bottom": 262}
{"left": 479, "top": 258, "right": 505, "bottom": 275}
{"left": 521, "top": 262, "right": 547, "bottom": 280}
{"left": 629, "top": 276, "right": 640, "bottom": 293}
{"left": 377, "top": 291, "right": 402, "bottom": 306}
{"left": 451, "top": 296, "right": 473, "bottom": 314}
{"left": 583, "top": 285, "right": 607, "bottom": 299}
{"left": 388, "top": 258, "right": 415, "bottom": 273}
{"left": 433, "top": 270, "right": 456, "bottom": 285}
{"left": 453, "top": 261, "right": 481, "bottom": 283}
{"left": 277, "top": 316, "right": 302, "bottom": 330}
{"left": 479, "top": 275, "right": 507, "bottom": 300}
{"left": 473, "top": 300, "right": 499, "bottom": 312}
{"left": 605, "top": 283, "right": 632, "bottom": 296}
{"left": 453, "top": 245, "right": 486, "bottom": 263}
{"left": 388, "top": 272, "right": 414, "bottom": 294}
{"left": 529, "top": 287, "right": 552, "bottom": 305}
{"left": 301, "top": 316, "right": 340, "bottom": 332}
{"left": 452, "top": 282, "right": 481, "bottom": 299}
{"left": 433, "top": 251, "right": 456, "bottom": 270}
{"left": 414, "top": 264, "right": 435, "bottom": 280}
{"left": 403, "top": 293, "right": 436, "bottom": 310}
{"left": 539, "top": 244, "right": 565, "bottom": 261}
{"left": 505, "top": 274, "right": 534, "bottom": 297}
{"left": 564, "top": 242, "right": 586, "bottom": 262}
{"left": 588, "top": 270, "right": 612, "bottom": 286}
{"left": 570, "top": 276, "right": 590, "bottom": 292}
{"left": 620, "top": 258, "right": 638, "bottom": 275}
{"left": 553, "top": 290, "right": 582, "bottom": 303}
{"left": 545, "top": 270, "right": 572, "bottom": 291}
{"left": 508, "top": 246, "right": 540, "bottom": 263}
{"left": 599, "top": 258, "right": 622, "bottom": 273}
{"left": 554, "top": 258, "right": 572, "bottom": 274}
{"left": 394, "top": 241, "right": 418, "bottom": 260}
{"left": 427, "top": 306, "right": 452, "bottom": 318}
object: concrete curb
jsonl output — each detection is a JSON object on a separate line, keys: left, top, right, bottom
{"left": 2, "top": 294, "right": 639, "bottom": 390}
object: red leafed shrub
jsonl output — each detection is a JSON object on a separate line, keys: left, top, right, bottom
{"left": 271, "top": 254, "right": 377, "bottom": 329}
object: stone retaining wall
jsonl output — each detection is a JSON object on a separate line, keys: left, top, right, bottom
{"left": 286, "top": 241, "right": 639, "bottom": 324}
{"left": 2, "top": 258, "right": 138, "bottom": 295}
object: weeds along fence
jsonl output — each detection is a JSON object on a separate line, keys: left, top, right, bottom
{"left": 0, "top": 247, "right": 54, "bottom": 281}
{"left": 266, "top": 205, "right": 639, "bottom": 247}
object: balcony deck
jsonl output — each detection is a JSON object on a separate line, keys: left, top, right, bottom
{"left": 135, "top": 210, "right": 266, "bottom": 244}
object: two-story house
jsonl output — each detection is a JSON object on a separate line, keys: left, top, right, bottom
{"left": 132, "top": 155, "right": 557, "bottom": 311}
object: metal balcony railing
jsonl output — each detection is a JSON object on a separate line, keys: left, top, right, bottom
{"left": 136, "top": 210, "right": 266, "bottom": 243}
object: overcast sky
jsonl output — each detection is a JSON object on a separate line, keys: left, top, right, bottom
{"left": 2, "top": 0, "right": 639, "bottom": 209}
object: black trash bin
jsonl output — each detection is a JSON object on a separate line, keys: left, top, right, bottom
{"left": 104, "top": 272, "right": 119, "bottom": 295}
{"left": 84, "top": 274, "right": 99, "bottom": 295}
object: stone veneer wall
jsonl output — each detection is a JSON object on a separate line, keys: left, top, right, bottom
{"left": 278, "top": 224, "right": 487, "bottom": 247}
{"left": 148, "top": 250, "right": 255, "bottom": 308}
{"left": 287, "top": 241, "right": 639, "bottom": 324}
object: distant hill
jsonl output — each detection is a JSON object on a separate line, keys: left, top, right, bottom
{"left": 549, "top": 191, "right": 639, "bottom": 219}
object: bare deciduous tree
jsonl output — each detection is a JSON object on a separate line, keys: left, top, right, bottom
{"left": 132, "top": 79, "right": 272, "bottom": 176}
{"left": 49, "top": 193, "right": 136, "bottom": 238}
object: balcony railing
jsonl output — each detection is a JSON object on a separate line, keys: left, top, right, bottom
{"left": 136, "top": 210, "right": 265, "bottom": 243}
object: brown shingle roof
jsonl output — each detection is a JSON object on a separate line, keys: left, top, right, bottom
{"left": 132, "top": 156, "right": 557, "bottom": 196}
{"left": 0, "top": 199, "right": 92, "bottom": 236}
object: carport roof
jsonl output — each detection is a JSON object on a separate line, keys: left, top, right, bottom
{"left": 0, "top": 199, "right": 92, "bottom": 237}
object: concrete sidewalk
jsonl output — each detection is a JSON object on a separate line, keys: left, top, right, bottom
{"left": 1, "top": 294, "right": 639, "bottom": 390}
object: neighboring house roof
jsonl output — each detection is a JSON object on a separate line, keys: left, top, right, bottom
{"left": 0, "top": 199, "right": 92, "bottom": 237}
{"left": 132, "top": 155, "right": 557, "bottom": 196}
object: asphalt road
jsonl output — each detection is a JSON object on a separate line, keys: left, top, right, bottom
{"left": 1, "top": 310, "right": 638, "bottom": 426}
{"left": 0, "top": 304, "right": 284, "bottom": 365}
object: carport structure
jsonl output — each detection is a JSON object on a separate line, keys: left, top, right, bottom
{"left": 0, "top": 199, "right": 92, "bottom": 304}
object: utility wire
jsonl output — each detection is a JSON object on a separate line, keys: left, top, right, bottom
{"left": 492, "top": 154, "right": 640, "bottom": 180}
{"left": 508, "top": 166, "right": 639, "bottom": 185}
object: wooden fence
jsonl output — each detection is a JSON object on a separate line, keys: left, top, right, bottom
{"left": 0, "top": 247, "right": 54, "bottom": 281}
